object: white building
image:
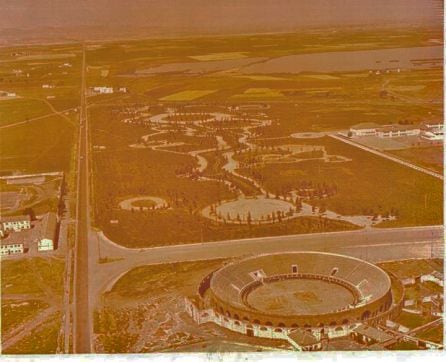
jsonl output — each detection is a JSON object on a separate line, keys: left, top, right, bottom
{"left": 421, "top": 122, "right": 444, "bottom": 141}
{"left": 38, "top": 212, "right": 57, "bottom": 252}
{"left": 376, "top": 124, "right": 420, "bottom": 138}
{"left": 0, "top": 91, "right": 17, "bottom": 97}
{"left": 1, "top": 215, "right": 31, "bottom": 232}
{"left": 0, "top": 241, "right": 24, "bottom": 256}
{"left": 93, "top": 86, "right": 114, "bottom": 94}
{"left": 422, "top": 131, "right": 443, "bottom": 141}
{"left": 421, "top": 272, "right": 444, "bottom": 287}
{"left": 349, "top": 123, "right": 380, "bottom": 137}
{"left": 422, "top": 121, "right": 444, "bottom": 130}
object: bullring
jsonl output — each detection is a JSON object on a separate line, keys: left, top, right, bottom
{"left": 185, "top": 252, "right": 404, "bottom": 350}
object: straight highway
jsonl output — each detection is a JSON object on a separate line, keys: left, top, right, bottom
{"left": 73, "top": 44, "right": 91, "bottom": 353}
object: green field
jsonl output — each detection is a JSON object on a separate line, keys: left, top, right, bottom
{"left": 0, "top": 43, "right": 80, "bottom": 174}
{"left": 189, "top": 52, "right": 247, "bottom": 61}
{"left": 1, "top": 299, "right": 50, "bottom": 336}
{"left": 416, "top": 324, "right": 443, "bottom": 344}
{"left": 1, "top": 257, "right": 65, "bottom": 354}
{"left": 233, "top": 87, "right": 285, "bottom": 98}
{"left": 394, "top": 311, "right": 436, "bottom": 329}
{"left": 160, "top": 90, "right": 217, "bottom": 101}
{"left": 3, "top": 312, "right": 62, "bottom": 354}
{"left": 379, "top": 259, "right": 443, "bottom": 279}
{"left": 0, "top": 114, "right": 76, "bottom": 173}
{"left": 388, "top": 146, "right": 443, "bottom": 173}
{"left": 1, "top": 257, "right": 65, "bottom": 296}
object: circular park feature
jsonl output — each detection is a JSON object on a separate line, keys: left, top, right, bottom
{"left": 119, "top": 196, "right": 169, "bottom": 211}
{"left": 202, "top": 196, "right": 296, "bottom": 224}
{"left": 290, "top": 132, "right": 325, "bottom": 139}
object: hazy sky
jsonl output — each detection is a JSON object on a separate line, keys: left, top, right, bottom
{"left": 0, "top": 0, "right": 443, "bottom": 33}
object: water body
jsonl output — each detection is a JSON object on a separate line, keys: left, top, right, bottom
{"left": 135, "top": 57, "right": 267, "bottom": 75}
{"left": 134, "top": 46, "right": 443, "bottom": 76}
{"left": 241, "top": 46, "right": 443, "bottom": 74}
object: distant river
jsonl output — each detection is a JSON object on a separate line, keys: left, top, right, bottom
{"left": 241, "top": 46, "right": 443, "bottom": 74}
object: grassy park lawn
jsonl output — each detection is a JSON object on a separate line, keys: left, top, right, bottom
{"left": 388, "top": 146, "right": 443, "bottom": 173}
{"left": 131, "top": 199, "right": 157, "bottom": 208}
{"left": 239, "top": 136, "right": 443, "bottom": 227}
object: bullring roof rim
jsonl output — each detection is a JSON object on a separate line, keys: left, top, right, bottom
{"left": 211, "top": 251, "right": 392, "bottom": 296}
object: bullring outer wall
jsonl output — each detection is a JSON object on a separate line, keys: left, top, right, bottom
{"left": 186, "top": 252, "right": 403, "bottom": 344}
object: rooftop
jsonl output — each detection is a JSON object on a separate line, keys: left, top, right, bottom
{"left": 376, "top": 124, "right": 420, "bottom": 132}
{"left": 353, "top": 325, "right": 393, "bottom": 343}
{"left": 350, "top": 122, "right": 381, "bottom": 130}
{"left": 40, "top": 212, "right": 57, "bottom": 240}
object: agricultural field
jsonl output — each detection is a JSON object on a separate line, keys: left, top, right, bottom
{"left": 160, "top": 90, "right": 217, "bottom": 101}
{"left": 1, "top": 257, "right": 65, "bottom": 354}
{"left": 0, "top": 42, "right": 81, "bottom": 175}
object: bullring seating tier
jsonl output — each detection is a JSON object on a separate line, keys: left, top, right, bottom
{"left": 209, "top": 252, "right": 391, "bottom": 315}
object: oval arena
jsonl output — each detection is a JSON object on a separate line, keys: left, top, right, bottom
{"left": 185, "top": 252, "right": 404, "bottom": 350}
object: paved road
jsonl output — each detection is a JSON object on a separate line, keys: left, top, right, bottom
{"left": 73, "top": 45, "right": 91, "bottom": 353}
{"left": 330, "top": 134, "right": 443, "bottom": 180}
{"left": 0, "top": 106, "right": 78, "bottom": 130}
{"left": 90, "top": 225, "right": 444, "bottom": 310}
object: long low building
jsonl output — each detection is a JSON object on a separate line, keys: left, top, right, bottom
{"left": 350, "top": 120, "right": 444, "bottom": 141}
{"left": 350, "top": 122, "right": 381, "bottom": 137}
{"left": 1, "top": 215, "right": 31, "bottom": 232}
{"left": 0, "top": 239, "right": 24, "bottom": 256}
{"left": 376, "top": 124, "right": 420, "bottom": 138}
